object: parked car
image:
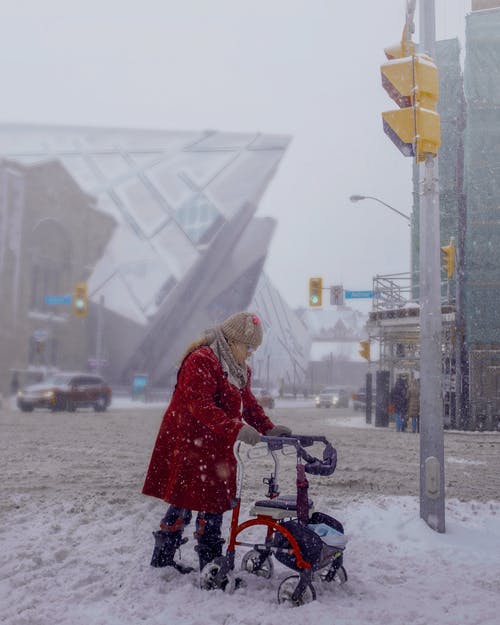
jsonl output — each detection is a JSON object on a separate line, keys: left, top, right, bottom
{"left": 315, "top": 387, "right": 349, "bottom": 408}
{"left": 17, "top": 372, "right": 112, "bottom": 413}
{"left": 252, "top": 387, "right": 275, "bottom": 409}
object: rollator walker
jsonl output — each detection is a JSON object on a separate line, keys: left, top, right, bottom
{"left": 199, "top": 433, "right": 348, "bottom": 607}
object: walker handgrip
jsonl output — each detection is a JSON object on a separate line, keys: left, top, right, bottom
{"left": 303, "top": 442, "right": 337, "bottom": 476}
{"left": 260, "top": 434, "right": 337, "bottom": 475}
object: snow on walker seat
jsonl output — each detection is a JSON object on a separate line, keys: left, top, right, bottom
{"left": 307, "top": 522, "right": 348, "bottom": 549}
{"left": 249, "top": 495, "right": 314, "bottom": 520}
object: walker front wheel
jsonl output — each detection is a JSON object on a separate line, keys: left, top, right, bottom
{"left": 277, "top": 575, "right": 316, "bottom": 607}
{"left": 199, "top": 562, "right": 236, "bottom": 594}
{"left": 317, "top": 564, "right": 348, "bottom": 585}
{"left": 241, "top": 549, "right": 274, "bottom": 579}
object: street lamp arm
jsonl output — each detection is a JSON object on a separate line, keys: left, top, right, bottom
{"left": 350, "top": 194, "right": 411, "bottom": 222}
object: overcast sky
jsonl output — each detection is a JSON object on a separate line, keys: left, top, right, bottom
{"left": 0, "top": 0, "right": 470, "bottom": 310}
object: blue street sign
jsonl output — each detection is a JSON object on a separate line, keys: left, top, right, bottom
{"left": 345, "top": 290, "right": 373, "bottom": 299}
{"left": 44, "top": 295, "right": 72, "bottom": 306}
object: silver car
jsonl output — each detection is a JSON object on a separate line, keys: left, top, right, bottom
{"left": 315, "top": 387, "right": 349, "bottom": 409}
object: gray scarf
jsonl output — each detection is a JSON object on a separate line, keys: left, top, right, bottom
{"left": 208, "top": 326, "right": 248, "bottom": 389}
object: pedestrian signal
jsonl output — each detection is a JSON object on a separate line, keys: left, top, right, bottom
{"left": 381, "top": 29, "right": 440, "bottom": 161}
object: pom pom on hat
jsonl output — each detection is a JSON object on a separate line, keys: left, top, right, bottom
{"left": 221, "top": 311, "right": 263, "bottom": 349}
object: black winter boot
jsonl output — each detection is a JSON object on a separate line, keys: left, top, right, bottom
{"left": 194, "top": 511, "right": 224, "bottom": 571}
{"left": 194, "top": 538, "right": 225, "bottom": 572}
{"left": 150, "top": 530, "right": 194, "bottom": 574}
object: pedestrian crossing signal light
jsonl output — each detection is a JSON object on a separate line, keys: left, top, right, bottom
{"left": 73, "top": 282, "right": 88, "bottom": 318}
{"left": 441, "top": 240, "right": 455, "bottom": 279}
{"left": 381, "top": 32, "right": 440, "bottom": 161}
{"left": 309, "top": 277, "right": 323, "bottom": 307}
{"left": 359, "top": 340, "right": 370, "bottom": 361}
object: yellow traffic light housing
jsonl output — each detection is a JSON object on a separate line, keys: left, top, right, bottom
{"left": 309, "top": 277, "right": 323, "bottom": 307}
{"left": 383, "top": 24, "right": 415, "bottom": 60}
{"left": 73, "top": 282, "right": 88, "bottom": 317}
{"left": 359, "top": 340, "right": 370, "bottom": 361}
{"left": 382, "top": 106, "right": 440, "bottom": 159}
{"left": 381, "top": 50, "right": 440, "bottom": 161}
{"left": 441, "top": 240, "right": 455, "bottom": 279}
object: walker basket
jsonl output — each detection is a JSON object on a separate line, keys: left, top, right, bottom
{"left": 273, "top": 513, "right": 345, "bottom": 572}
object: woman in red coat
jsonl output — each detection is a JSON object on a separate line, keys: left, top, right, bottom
{"left": 142, "top": 311, "right": 290, "bottom": 574}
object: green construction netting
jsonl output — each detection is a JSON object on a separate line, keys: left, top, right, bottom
{"left": 411, "top": 38, "right": 463, "bottom": 301}
{"left": 464, "top": 9, "right": 500, "bottom": 346}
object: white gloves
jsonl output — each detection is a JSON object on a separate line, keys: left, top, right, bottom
{"left": 237, "top": 424, "right": 262, "bottom": 446}
{"left": 266, "top": 424, "right": 292, "bottom": 436}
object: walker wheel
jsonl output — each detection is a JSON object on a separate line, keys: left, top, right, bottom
{"left": 199, "top": 562, "right": 236, "bottom": 594}
{"left": 334, "top": 565, "right": 348, "bottom": 584}
{"left": 277, "top": 575, "right": 316, "bottom": 607}
{"left": 317, "top": 564, "right": 348, "bottom": 585}
{"left": 241, "top": 549, "right": 274, "bottom": 579}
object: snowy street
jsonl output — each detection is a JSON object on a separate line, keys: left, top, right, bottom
{"left": 1, "top": 402, "right": 499, "bottom": 625}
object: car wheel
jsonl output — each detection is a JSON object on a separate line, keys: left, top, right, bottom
{"left": 67, "top": 400, "right": 76, "bottom": 412}
{"left": 94, "top": 397, "right": 107, "bottom": 412}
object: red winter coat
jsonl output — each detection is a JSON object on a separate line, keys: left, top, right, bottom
{"left": 142, "top": 346, "right": 274, "bottom": 513}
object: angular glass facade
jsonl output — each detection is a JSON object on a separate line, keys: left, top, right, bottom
{"left": 0, "top": 123, "right": 312, "bottom": 390}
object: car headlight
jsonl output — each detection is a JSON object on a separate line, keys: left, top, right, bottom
{"left": 17, "top": 390, "right": 23, "bottom": 397}
{"left": 43, "top": 391, "right": 55, "bottom": 399}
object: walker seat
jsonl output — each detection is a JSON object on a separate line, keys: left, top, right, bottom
{"left": 249, "top": 495, "right": 314, "bottom": 520}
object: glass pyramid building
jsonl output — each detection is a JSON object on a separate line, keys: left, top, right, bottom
{"left": 0, "top": 123, "right": 311, "bottom": 390}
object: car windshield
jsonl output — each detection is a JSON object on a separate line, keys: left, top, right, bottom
{"left": 46, "top": 375, "right": 73, "bottom": 386}
{"left": 321, "top": 388, "right": 341, "bottom": 394}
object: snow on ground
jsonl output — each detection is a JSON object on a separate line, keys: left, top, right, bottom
{"left": 1, "top": 493, "right": 499, "bottom": 625}
{"left": 1, "top": 404, "right": 499, "bottom": 625}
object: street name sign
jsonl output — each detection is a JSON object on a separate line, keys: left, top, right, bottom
{"left": 345, "top": 290, "right": 373, "bottom": 299}
{"left": 44, "top": 295, "right": 72, "bottom": 305}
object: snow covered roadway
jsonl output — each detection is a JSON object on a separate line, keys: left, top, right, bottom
{"left": 0, "top": 401, "right": 499, "bottom": 625}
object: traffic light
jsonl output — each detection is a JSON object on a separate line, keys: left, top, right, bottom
{"left": 383, "top": 27, "right": 415, "bottom": 60}
{"left": 359, "top": 340, "right": 370, "bottom": 361}
{"left": 309, "top": 277, "right": 323, "bottom": 307}
{"left": 441, "top": 240, "right": 455, "bottom": 279}
{"left": 381, "top": 34, "right": 440, "bottom": 161}
{"left": 73, "top": 282, "right": 88, "bottom": 317}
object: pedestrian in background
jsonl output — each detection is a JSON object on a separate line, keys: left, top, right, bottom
{"left": 407, "top": 372, "right": 420, "bottom": 433}
{"left": 390, "top": 376, "right": 408, "bottom": 432}
{"left": 142, "top": 311, "right": 291, "bottom": 575}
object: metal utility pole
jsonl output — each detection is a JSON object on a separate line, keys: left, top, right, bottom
{"left": 418, "top": 0, "right": 445, "bottom": 533}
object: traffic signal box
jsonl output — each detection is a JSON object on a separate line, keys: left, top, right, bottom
{"left": 309, "top": 277, "right": 323, "bottom": 307}
{"left": 381, "top": 36, "right": 440, "bottom": 161}
{"left": 441, "top": 240, "right": 455, "bottom": 279}
{"left": 359, "top": 340, "right": 370, "bottom": 361}
{"left": 73, "top": 282, "right": 88, "bottom": 317}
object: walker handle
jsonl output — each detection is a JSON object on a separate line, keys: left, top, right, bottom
{"left": 260, "top": 434, "right": 337, "bottom": 476}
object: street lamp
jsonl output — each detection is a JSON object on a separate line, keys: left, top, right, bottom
{"left": 350, "top": 194, "right": 411, "bottom": 223}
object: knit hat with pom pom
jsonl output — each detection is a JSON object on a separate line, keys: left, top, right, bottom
{"left": 221, "top": 312, "right": 263, "bottom": 349}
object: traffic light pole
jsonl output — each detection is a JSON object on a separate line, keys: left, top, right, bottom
{"left": 418, "top": 0, "right": 445, "bottom": 533}
{"left": 95, "top": 294, "right": 104, "bottom": 376}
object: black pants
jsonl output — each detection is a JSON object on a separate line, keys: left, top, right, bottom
{"left": 160, "top": 505, "right": 224, "bottom": 569}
